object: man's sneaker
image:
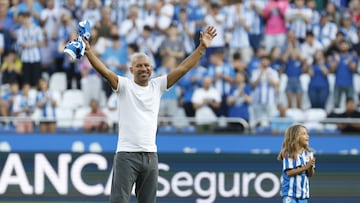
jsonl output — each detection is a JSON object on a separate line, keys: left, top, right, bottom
{"left": 78, "top": 20, "right": 91, "bottom": 41}
{"left": 64, "top": 38, "right": 85, "bottom": 60}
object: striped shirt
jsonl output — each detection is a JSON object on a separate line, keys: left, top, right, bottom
{"left": 36, "top": 90, "right": 61, "bottom": 121}
{"left": 281, "top": 150, "right": 314, "bottom": 199}
{"left": 312, "top": 22, "right": 338, "bottom": 49}
{"left": 226, "top": 5, "right": 252, "bottom": 48}
{"left": 244, "top": 0, "right": 266, "bottom": 35}
{"left": 206, "top": 63, "right": 235, "bottom": 96}
{"left": 285, "top": 4, "right": 312, "bottom": 39}
{"left": 250, "top": 67, "right": 279, "bottom": 105}
{"left": 339, "top": 26, "right": 359, "bottom": 44}
{"left": 16, "top": 24, "right": 44, "bottom": 63}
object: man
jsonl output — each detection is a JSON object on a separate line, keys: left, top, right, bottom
{"left": 82, "top": 26, "right": 217, "bottom": 203}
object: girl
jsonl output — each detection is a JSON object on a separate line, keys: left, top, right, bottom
{"left": 277, "top": 124, "right": 316, "bottom": 203}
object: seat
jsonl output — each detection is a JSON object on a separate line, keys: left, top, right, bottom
{"left": 61, "top": 89, "right": 85, "bottom": 110}
{"left": 56, "top": 107, "right": 74, "bottom": 130}
{"left": 286, "top": 108, "right": 305, "bottom": 123}
{"left": 303, "top": 108, "right": 327, "bottom": 132}
{"left": 72, "top": 107, "right": 90, "bottom": 130}
{"left": 49, "top": 72, "right": 67, "bottom": 93}
{"left": 300, "top": 74, "right": 310, "bottom": 92}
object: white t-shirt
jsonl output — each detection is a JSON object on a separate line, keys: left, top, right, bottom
{"left": 191, "top": 87, "right": 221, "bottom": 125}
{"left": 114, "top": 75, "right": 167, "bottom": 152}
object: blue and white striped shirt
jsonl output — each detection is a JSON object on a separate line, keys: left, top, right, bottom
{"left": 281, "top": 150, "right": 315, "bottom": 199}
{"left": 285, "top": 4, "right": 312, "bottom": 39}
{"left": 226, "top": 4, "right": 252, "bottom": 48}
{"left": 244, "top": 0, "right": 266, "bottom": 35}
{"left": 206, "top": 63, "right": 235, "bottom": 96}
{"left": 312, "top": 22, "right": 338, "bottom": 49}
{"left": 16, "top": 24, "right": 44, "bottom": 63}
{"left": 250, "top": 67, "right": 279, "bottom": 105}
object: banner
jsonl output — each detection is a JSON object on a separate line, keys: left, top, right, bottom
{"left": 0, "top": 153, "right": 359, "bottom": 203}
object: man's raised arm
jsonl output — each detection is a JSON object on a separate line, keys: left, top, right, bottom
{"left": 166, "top": 26, "right": 217, "bottom": 89}
{"left": 82, "top": 38, "right": 119, "bottom": 89}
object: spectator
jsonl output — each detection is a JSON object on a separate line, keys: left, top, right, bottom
{"left": 81, "top": 0, "right": 101, "bottom": 28}
{"left": 206, "top": 48, "right": 235, "bottom": 117}
{"left": 250, "top": 55, "right": 280, "bottom": 127}
{"left": 339, "top": 12, "right": 358, "bottom": 45}
{"left": 106, "top": 0, "right": 128, "bottom": 27}
{"left": 174, "top": 8, "right": 196, "bottom": 57}
{"left": 158, "top": 22, "right": 186, "bottom": 65}
{"left": 262, "top": 0, "right": 289, "bottom": 52}
{"left": 312, "top": 12, "right": 338, "bottom": 51}
{"left": 245, "top": 0, "right": 266, "bottom": 51}
{"left": 35, "top": 78, "right": 60, "bottom": 133}
{"left": 54, "top": 12, "right": 76, "bottom": 73}
{"left": 226, "top": 2, "right": 253, "bottom": 64}
{"left": 282, "top": 30, "right": 301, "bottom": 52}
{"left": 300, "top": 31, "right": 323, "bottom": 66}
{"left": 94, "top": 6, "right": 113, "bottom": 38}
{"left": 56, "top": 16, "right": 81, "bottom": 89}
{"left": 1, "top": 81, "right": 20, "bottom": 117}
{"left": 270, "top": 103, "right": 293, "bottom": 134}
{"left": 247, "top": 46, "right": 268, "bottom": 76}
{"left": 226, "top": 71, "right": 252, "bottom": 132}
{"left": 178, "top": 60, "right": 207, "bottom": 118}
{"left": 12, "top": 83, "right": 35, "bottom": 133}
{"left": 62, "top": 0, "right": 81, "bottom": 22}
{"left": 324, "top": 1, "right": 341, "bottom": 24}
{"left": 15, "top": 11, "right": 45, "bottom": 88}
{"left": 1, "top": 50, "right": 22, "bottom": 86}
{"left": 328, "top": 98, "right": 360, "bottom": 133}
{"left": 192, "top": 0, "right": 208, "bottom": 47}
{"left": 202, "top": 2, "right": 226, "bottom": 64}
{"left": 0, "top": 0, "right": 16, "bottom": 53}
{"left": 83, "top": 99, "right": 109, "bottom": 133}
{"left": 349, "top": 0, "right": 360, "bottom": 27}
{"left": 269, "top": 46, "right": 285, "bottom": 73}
{"left": 16, "top": 0, "right": 43, "bottom": 26}
{"left": 306, "top": 0, "right": 321, "bottom": 29}
{"left": 153, "top": 0, "right": 174, "bottom": 32}
{"left": 173, "top": 0, "right": 196, "bottom": 23}
{"left": 325, "top": 31, "right": 344, "bottom": 58}
{"left": 329, "top": 40, "right": 357, "bottom": 109}
{"left": 231, "top": 52, "right": 248, "bottom": 75}
{"left": 192, "top": 76, "right": 221, "bottom": 133}
{"left": 308, "top": 50, "right": 330, "bottom": 109}
{"left": 134, "top": 25, "right": 158, "bottom": 68}
{"left": 119, "top": 4, "right": 144, "bottom": 44}
{"left": 285, "top": 0, "right": 312, "bottom": 42}
{"left": 282, "top": 46, "right": 307, "bottom": 109}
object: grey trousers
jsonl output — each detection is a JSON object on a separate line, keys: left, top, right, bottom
{"left": 110, "top": 152, "right": 158, "bottom": 203}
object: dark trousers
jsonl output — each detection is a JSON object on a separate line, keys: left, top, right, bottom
{"left": 308, "top": 87, "right": 329, "bottom": 109}
{"left": 22, "top": 62, "right": 41, "bottom": 87}
{"left": 110, "top": 152, "right": 158, "bottom": 203}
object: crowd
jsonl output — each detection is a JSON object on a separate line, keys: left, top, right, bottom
{"left": 1, "top": 0, "right": 360, "bottom": 134}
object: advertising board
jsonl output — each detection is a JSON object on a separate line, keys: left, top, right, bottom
{"left": 0, "top": 153, "right": 359, "bottom": 203}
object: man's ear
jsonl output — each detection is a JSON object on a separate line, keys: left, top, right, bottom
{"left": 129, "top": 67, "right": 134, "bottom": 74}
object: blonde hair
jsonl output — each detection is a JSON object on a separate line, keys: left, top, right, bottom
{"left": 277, "top": 124, "right": 313, "bottom": 160}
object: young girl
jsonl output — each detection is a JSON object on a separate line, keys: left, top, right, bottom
{"left": 277, "top": 124, "right": 316, "bottom": 203}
